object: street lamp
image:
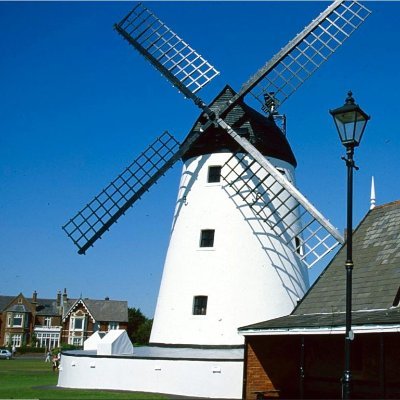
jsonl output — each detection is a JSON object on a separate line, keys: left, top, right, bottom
{"left": 330, "top": 91, "right": 370, "bottom": 399}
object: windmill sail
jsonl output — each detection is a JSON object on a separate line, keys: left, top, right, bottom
{"left": 215, "top": 117, "right": 344, "bottom": 267}
{"left": 223, "top": 0, "right": 371, "bottom": 114}
{"left": 222, "top": 153, "right": 342, "bottom": 268}
{"left": 63, "top": 132, "right": 180, "bottom": 254}
{"left": 114, "top": 2, "right": 219, "bottom": 106}
{"left": 63, "top": 125, "right": 215, "bottom": 254}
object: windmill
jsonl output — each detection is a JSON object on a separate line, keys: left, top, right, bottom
{"left": 63, "top": 1, "right": 371, "bottom": 347}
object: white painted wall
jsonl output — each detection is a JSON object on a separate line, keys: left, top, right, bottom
{"left": 58, "top": 352, "right": 243, "bottom": 399}
{"left": 150, "top": 152, "right": 309, "bottom": 346}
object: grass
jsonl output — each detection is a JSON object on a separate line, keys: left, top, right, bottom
{"left": 0, "top": 357, "right": 167, "bottom": 399}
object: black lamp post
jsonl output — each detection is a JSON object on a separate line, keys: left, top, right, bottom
{"left": 330, "top": 91, "right": 370, "bottom": 399}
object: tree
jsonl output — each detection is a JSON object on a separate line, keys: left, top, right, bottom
{"left": 127, "top": 307, "right": 151, "bottom": 345}
{"left": 135, "top": 319, "right": 153, "bottom": 345}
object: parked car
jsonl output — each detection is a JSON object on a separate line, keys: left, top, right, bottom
{"left": 0, "top": 349, "right": 12, "bottom": 359}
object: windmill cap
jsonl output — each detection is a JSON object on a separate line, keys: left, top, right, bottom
{"left": 181, "top": 85, "right": 297, "bottom": 167}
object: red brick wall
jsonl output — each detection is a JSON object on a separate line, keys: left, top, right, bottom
{"left": 245, "top": 336, "right": 301, "bottom": 399}
{"left": 244, "top": 333, "right": 400, "bottom": 399}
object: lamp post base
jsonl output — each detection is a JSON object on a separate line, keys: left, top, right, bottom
{"left": 342, "top": 369, "right": 352, "bottom": 399}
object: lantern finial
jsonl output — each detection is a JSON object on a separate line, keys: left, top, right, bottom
{"left": 346, "top": 91, "right": 354, "bottom": 105}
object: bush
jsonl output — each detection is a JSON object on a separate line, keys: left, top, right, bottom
{"left": 60, "top": 343, "right": 81, "bottom": 351}
{"left": 18, "top": 346, "right": 46, "bottom": 354}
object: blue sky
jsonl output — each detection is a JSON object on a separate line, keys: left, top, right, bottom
{"left": 1, "top": 1, "right": 399, "bottom": 318}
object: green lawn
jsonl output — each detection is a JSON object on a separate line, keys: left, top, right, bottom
{"left": 0, "top": 358, "right": 166, "bottom": 399}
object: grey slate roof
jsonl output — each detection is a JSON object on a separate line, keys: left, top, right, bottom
{"left": 5, "top": 304, "right": 29, "bottom": 313}
{"left": 64, "top": 298, "right": 128, "bottom": 322}
{"left": 240, "top": 200, "right": 400, "bottom": 332}
{"left": 0, "top": 294, "right": 60, "bottom": 316}
{"left": 35, "top": 298, "right": 60, "bottom": 316}
{"left": 0, "top": 296, "right": 15, "bottom": 311}
{"left": 84, "top": 299, "right": 128, "bottom": 322}
{"left": 181, "top": 85, "right": 297, "bottom": 167}
{"left": 0, "top": 294, "right": 128, "bottom": 321}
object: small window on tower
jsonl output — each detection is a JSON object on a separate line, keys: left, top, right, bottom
{"left": 276, "top": 168, "right": 286, "bottom": 176}
{"left": 200, "top": 229, "right": 215, "bottom": 247}
{"left": 207, "top": 166, "right": 222, "bottom": 183}
{"left": 295, "top": 236, "right": 303, "bottom": 256}
{"left": 193, "top": 296, "right": 208, "bottom": 315}
{"left": 393, "top": 286, "right": 400, "bottom": 307}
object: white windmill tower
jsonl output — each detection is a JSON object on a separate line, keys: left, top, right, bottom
{"left": 149, "top": 84, "right": 310, "bottom": 346}
{"left": 63, "top": 0, "right": 371, "bottom": 353}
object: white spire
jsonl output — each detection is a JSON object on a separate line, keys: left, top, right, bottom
{"left": 370, "top": 176, "right": 376, "bottom": 210}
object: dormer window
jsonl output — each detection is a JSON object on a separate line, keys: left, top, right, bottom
{"left": 276, "top": 168, "right": 286, "bottom": 176}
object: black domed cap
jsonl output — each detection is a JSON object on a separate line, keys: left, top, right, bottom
{"left": 181, "top": 85, "right": 296, "bottom": 167}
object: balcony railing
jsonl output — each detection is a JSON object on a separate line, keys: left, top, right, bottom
{"left": 34, "top": 325, "right": 62, "bottom": 332}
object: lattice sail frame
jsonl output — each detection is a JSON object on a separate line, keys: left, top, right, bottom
{"left": 63, "top": 132, "right": 180, "bottom": 254}
{"left": 224, "top": 0, "right": 371, "bottom": 114}
{"left": 115, "top": 2, "right": 219, "bottom": 97}
{"left": 222, "top": 153, "right": 342, "bottom": 269}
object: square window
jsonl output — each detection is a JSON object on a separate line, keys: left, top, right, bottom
{"left": 12, "top": 334, "right": 22, "bottom": 347}
{"left": 73, "top": 337, "right": 83, "bottom": 346}
{"left": 207, "top": 166, "right": 222, "bottom": 183}
{"left": 71, "top": 316, "right": 85, "bottom": 331}
{"left": 193, "top": 296, "right": 208, "bottom": 315}
{"left": 74, "top": 318, "right": 83, "bottom": 330}
{"left": 200, "top": 229, "right": 215, "bottom": 247}
{"left": 13, "top": 314, "right": 23, "bottom": 327}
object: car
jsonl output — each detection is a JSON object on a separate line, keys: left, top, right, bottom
{"left": 0, "top": 349, "right": 12, "bottom": 360}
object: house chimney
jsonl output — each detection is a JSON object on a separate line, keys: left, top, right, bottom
{"left": 56, "top": 290, "right": 61, "bottom": 307}
{"left": 105, "top": 297, "right": 110, "bottom": 301}
{"left": 63, "top": 288, "right": 68, "bottom": 303}
{"left": 32, "top": 290, "right": 37, "bottom": 303}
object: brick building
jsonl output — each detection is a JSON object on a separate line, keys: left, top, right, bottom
{"left": 240, "top": 201, "right": 400, "bottom": 399}
{"left": 0, "top": 289, "right": 128, "bottom": 349}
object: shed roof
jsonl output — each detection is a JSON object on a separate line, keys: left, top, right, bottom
{"left": 240, "top": 200, "right": 400, "bottom": 333}
{"left": 182, "top": 85, "right": 297, "bottom": 167}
